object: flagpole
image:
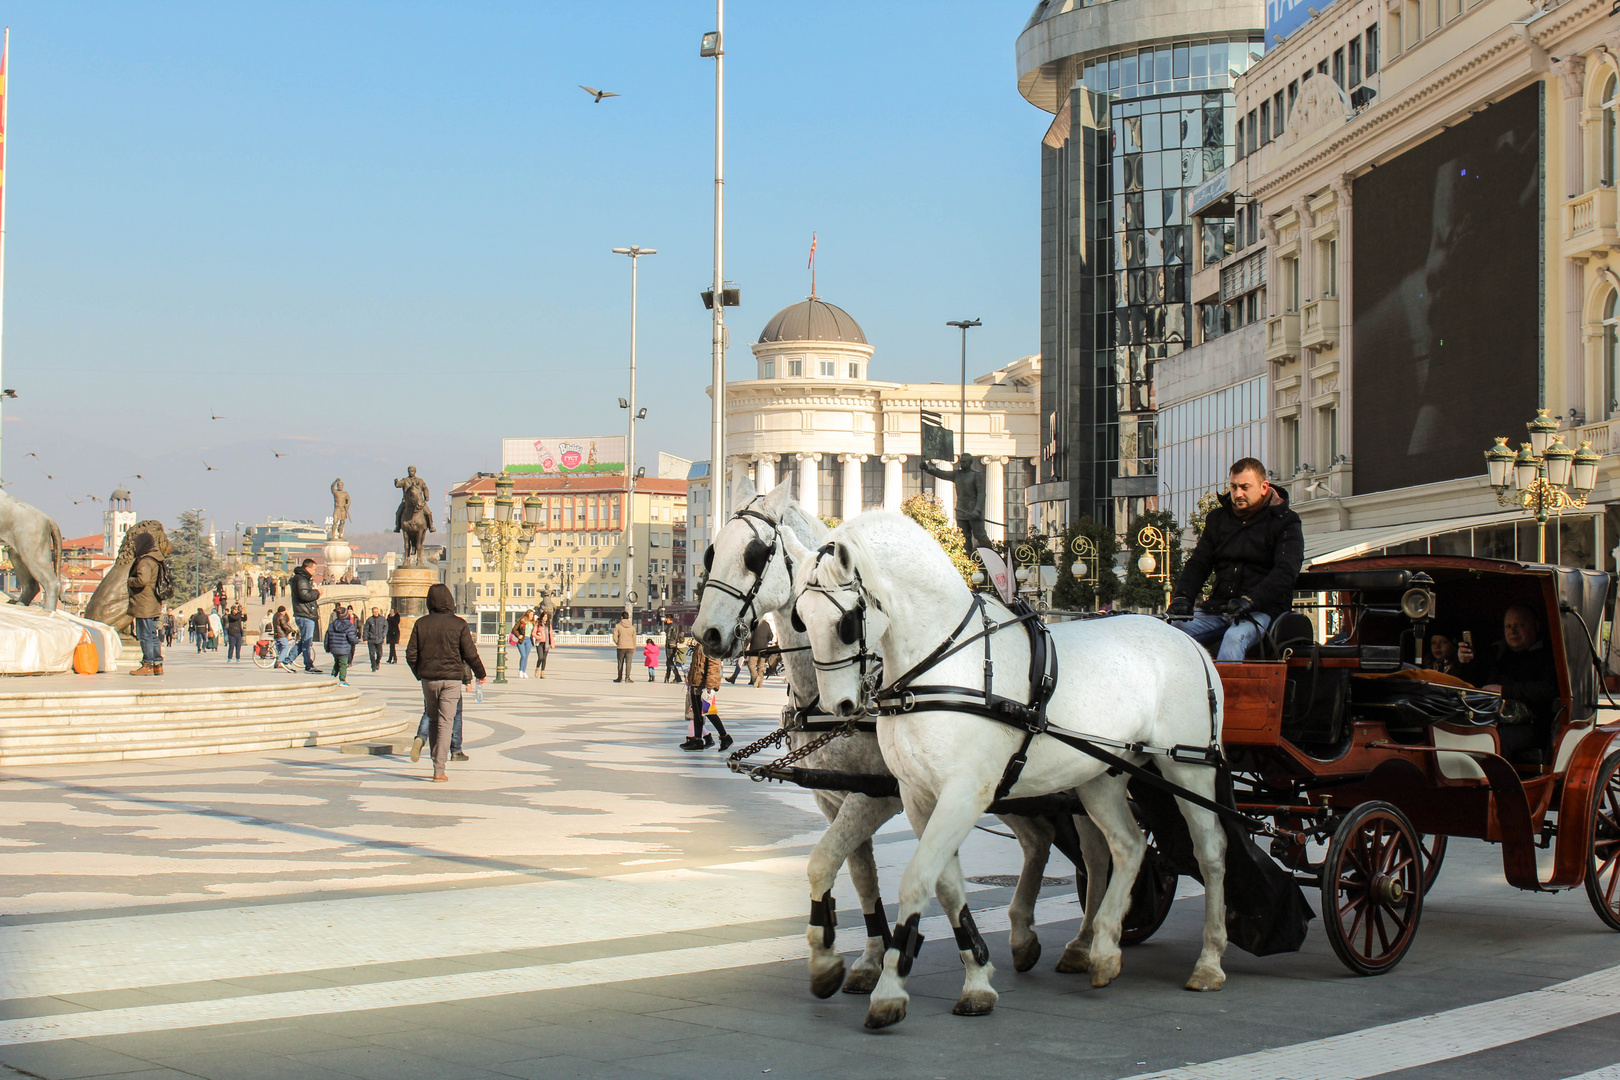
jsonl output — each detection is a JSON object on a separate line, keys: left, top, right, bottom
{"left": 0, "top": 28, "right": 11, "bottom": 486}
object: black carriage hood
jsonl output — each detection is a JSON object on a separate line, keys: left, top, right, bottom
{"left": 1545, "top": 565, "right": 1611, "bottom": 720}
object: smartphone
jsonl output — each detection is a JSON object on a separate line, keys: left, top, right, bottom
{"left": 1462, "top": 631, "right": 1473, "bottom": 647}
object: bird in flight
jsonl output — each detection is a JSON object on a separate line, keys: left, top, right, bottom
{"left": 210, "top": 411, "right": 225, "bottom": 420}
{"left": 580, "top": 85, "right": 619, "bottom": 103}
{"left": 25, "top": 452, "right": 36, "bottom": 459}
{"left": 203, "top": 460, "right": 218, "bottom": 471}
{"left": 1, "top": 389, "right": 16, "bottom": 399}
{"left": 272, "top": 449, "right": 288, "bottom": 458}
{"left": 84, "top": 493, "right": 103, "bottom": 503}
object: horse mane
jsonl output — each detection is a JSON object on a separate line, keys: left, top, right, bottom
{"left": 777, "top": 496, "right": 828, "bottom": 548}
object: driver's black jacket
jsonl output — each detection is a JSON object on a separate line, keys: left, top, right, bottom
{"left": 290, "top": 567, "right": 319, "bottom": 621}
{"left": 1173, "top": 487, "right": 1304, "bottom": 617}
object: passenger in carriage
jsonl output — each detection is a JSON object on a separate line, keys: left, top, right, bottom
{"left": 1457, "top": 604, "right": 1559, "bottom": 760}
{"left": 1423, "top": 626, "right": 1463, "bottom": 677}
{"left": 1168, "top": 457, "right": 1305, "bottom": 661}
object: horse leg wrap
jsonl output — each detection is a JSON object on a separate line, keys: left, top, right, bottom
{"left": 864, "top": 903, "right": 893, "bottom": 948}
{"left": 952, "top": 905, "right": 991, "bottom": 966}
{"left": 809, "top": 892, "right": 837, "bottom": 949}
{"left": 891, "top": 913, "right": 924, "bottom": 976}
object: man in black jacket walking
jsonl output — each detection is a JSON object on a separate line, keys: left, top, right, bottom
{"left": 385, "top": 610, "right": 401, "bottom": 663}
{"left": 406, "top": 583, "right": 486, "bottom": 782}
{"left": 1169, "top": 457, "right": 1304, "bottom": 661}
{"left": 363, "top": 607, "right": 389, "bottom": 671}
{"left": 289, "top": 559, "right": 321, "bottom": 673}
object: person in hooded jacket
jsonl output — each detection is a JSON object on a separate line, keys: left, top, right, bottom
{"left": 324, "top": 607, "right": 360, "bottom": 685}
{"left": 127, "top": 533, "right": 166, "bottom": 675}
{"left": 406, "top": 583, "right": 486, "bottom": 782}
{"left": 1169, "top": 457, "right": 1304, "bottom": 662}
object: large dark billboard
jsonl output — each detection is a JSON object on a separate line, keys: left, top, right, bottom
{"left": 1352, "top": 84, "right": 1541, "bottom": 495}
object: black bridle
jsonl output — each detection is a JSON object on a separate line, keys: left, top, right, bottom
{"left": 701, "top": 499, "right": 793, "bottom": 645}
{"left": 792, "top": 543, "right": 885, "bottom": 712}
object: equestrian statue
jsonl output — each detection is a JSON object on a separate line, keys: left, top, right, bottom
{"left": 394, "top": 466, "right": 435, "bottom": 566}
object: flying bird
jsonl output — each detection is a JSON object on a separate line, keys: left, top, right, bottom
{"left": 210, "top": 411, "right": 225, "bottom": 420}
{"left": 272, "top": 449, "right": 288, "bottom": 458}
{"left": 203, "top": 460, "right": 218, "bottom": 471}
{"left": 84, "top": 494, "right": 103, "bottom": 503}
{"left": 1, "top": 389, "right": 16, "bottom": 398}
{"left": 580, "top": 85, "right": 619, "bottom": 103}
{"left": 25, "top": 452, "right": 36, "bottom": 459}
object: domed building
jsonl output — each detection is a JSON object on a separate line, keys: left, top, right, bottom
{"left": 712, "top": 295, "right": 1042, "bottom": 536}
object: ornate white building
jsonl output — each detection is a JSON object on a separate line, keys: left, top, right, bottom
{"left": 717, "top": 296, "right": 1044, "bottom": 535}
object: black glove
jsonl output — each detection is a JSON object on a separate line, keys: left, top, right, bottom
{"left": 1167, "top": 597, "right": 1193, "bottom": 617}
{"left": 1225, "top": 596, "right": 1255, "bottom": 617}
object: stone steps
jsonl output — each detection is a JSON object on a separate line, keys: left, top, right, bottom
{"left": 0, "top": 681, "right": 406, "bottom": 767}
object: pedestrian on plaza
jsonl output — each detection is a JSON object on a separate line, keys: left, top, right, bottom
{"left": 406, "top": 583, "right": 486, "bottom": 782}
{"left": 189, "top": 608, "right": 209, "bottom": 652}
{"left": 290, "top": 558, "right": 321, "bottom": 673}
{"left": 611, "top": 611, "right": 636, "bottom": 683}
{"left": 272, "top": 605, "right": 295, "bottom": 670}
{"left": 213, "top": 581, "right": 225, "bottom": 612}
{"left": 161, "top": 608, "right": 176, "bottom": 647}
{"left": 643, "top": 636, "right": 660, "bottom": 682}
{"left": 512, "top": 613, "right": 533, "bottom": 678}
{"left": 680, "top": 640, "right": 730, "bottom": 752}
{"left": 126, "top": 532, "right": 167, "bottom": 676}
{"left": 746, "top": 620, "right": 772, "bottom": 687}
{"left": 532, "top": 611, "right": 552, "bottom": 678}
{"left": 324, "top": 606, "right": 360, "bottom": 685}
{"left": 385, "top": 609, "right": 401, "bottom": 663}
{"left": 411, "top": 659, "right": 474, "bottom": 765}
{"left": 665, "top": 622, "right": 684, "bottom": 683}
{"left": 224, "top": 604, "right": 247, "bottom": 662}
{"left": 362, "top": 607, "right": 388, "bottom": 671}
{"left": 206, "top": 608, "right": 223, "bottom": 652}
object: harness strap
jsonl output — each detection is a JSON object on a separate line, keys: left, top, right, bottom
{"left": 1038, "top": 725, "right": 1264, "bottom": 832}
{"left": 864, "top": 905, "right": 893, "bottom": 947}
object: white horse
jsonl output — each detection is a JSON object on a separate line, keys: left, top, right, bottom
{"left": 783, "top": 511, "right": 1230, "bottom": 1030}
{"left": 692, "top": 479, "right": 1062, "bottom": 1013}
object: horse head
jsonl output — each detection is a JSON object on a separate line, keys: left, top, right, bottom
{"left": 789, "top": 521, "right": 894, "bottom": 719}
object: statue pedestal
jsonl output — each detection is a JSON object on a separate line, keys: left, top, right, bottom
{"left": 388, "top": 566, "right": 439, "bottom": 647}
{"left": 323, "top": 539, "right": 352, "bottom": 583}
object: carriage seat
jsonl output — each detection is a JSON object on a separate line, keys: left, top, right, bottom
{"left": 1245, "top": 611, "right": 1361, "bottom": 661}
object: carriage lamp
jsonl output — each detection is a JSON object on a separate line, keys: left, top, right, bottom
{"left": 1483, "top": 409, "right": 1599, "bottom": 563}
{"left": 471, "top": 475, "right": 543, "bottom": 684}
{"left": 1136, "top": 524, "right": 1173, "bottom": 611}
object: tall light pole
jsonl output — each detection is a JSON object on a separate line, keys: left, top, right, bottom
{"left": 947, "top": 318, "right": 981, "bottom": 456}
{"left": 612, "top": 246, "right": 654, "bottom": 616}
{"left": 702, "top": 10, "right": 726, "bottom": 523}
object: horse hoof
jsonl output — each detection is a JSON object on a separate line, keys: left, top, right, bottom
{"left": 1090, "top": 954, "right": 1122, "bottom": 987}
{"left": 1185, "top": 966, "right": 1226, "bottom": 992}
{"left": 1011, "top": 937, "right": 1042, "bottom": 973}
{"left": 952, "top": 989, "right": 998, "bottom": 1016}
{"left": 842, "top": 968, "right": 881, "bottom": 995}
{"left": 809, "top": 958, "right": 847, "bottom": 999}
{"left": 1053, "top": 946, "right": 1090, "bottom": 974}
{"left": 864, "top": 998, "right": 908, "bottom": 1029}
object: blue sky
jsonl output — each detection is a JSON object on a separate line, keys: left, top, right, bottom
{"left": 2, "top": 1, "right": 1040, "bottom": 538}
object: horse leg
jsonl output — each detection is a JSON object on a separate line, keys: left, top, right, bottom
{"left": 996, "top": 813, "right": 1054, "bottom": 972}
{"left": 1072, "top": 773, "right": 1145, "bottom": 988}
{"left": 1055, "top": 813, "right": 1111, "bottom": 974}
{"left": 1160, "top": 760, "right": 1228, "bottom": 991}
{"left": 841, "top": 834, "right": 897, "bottom": 994}
{"left": 804, "top": 791, "right": 900, "bottom": 997}
{"left": 866, "top": 782, "right": 989, "bottom": 1030}
{"left": 931, "top": 849, "right": 998, "bottom": 1017}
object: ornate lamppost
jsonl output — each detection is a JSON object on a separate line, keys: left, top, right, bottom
{"left": 1483, "top": 409, "right": 1600, "bottom": 563}
{"left": 1070, "top": 534, "right": 1100, "bottom": 610}
{"left": 467, "top": 475, "right": 543, "bottom": 684}
{"left": 1136, "top": 524, "right": 1173, "bottom": 611}
{"left": 1012, "top": 538, "right": 1052, "bottom": 608}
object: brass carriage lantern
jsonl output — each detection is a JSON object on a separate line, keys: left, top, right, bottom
{"left": 1136, "top": 524, "right": 1173, "bottom": 611}
{"left": 470, "top": 475, "right": 544, "bottom": 684}
{"left": 1483, "top": 409, "right": 1599, "bottom": 563}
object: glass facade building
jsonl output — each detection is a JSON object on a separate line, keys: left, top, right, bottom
{"left": 1039, "top": 35, "right": 1263, "bottom": 527}
{"left": 1159, "top": 375, "right": 1268, "bottom": 527}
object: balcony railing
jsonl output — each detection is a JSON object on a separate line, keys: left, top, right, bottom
{"left": 1265, "top": 313, "right": 1300, "bottom": 364}
{"left": 1562, "top": 187, "right": 1620, "bottom": 261}
{"left": 1301, "top": 297, "right": 1339, "bottom": 352}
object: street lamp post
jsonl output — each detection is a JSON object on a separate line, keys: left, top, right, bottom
{"left": 1071, "top": 534, "right": 1100, "bottom": 610}
{"left": 1483, "top": 408, "right": 1600, "bottom": 562}
{"left": 468, "top": 476, "right": 543, "bottom": 684}
{"left": 946, "top": 319, "right": 982, "bottom": 453}
{"left": 1136, "top": 524, "right": 1173, "bottom": 611}
{"left": 612, "top": 245, "right": 655, "bottom": 624}
{"left": 702, "top": 7, "right": 727, "bottom": 524}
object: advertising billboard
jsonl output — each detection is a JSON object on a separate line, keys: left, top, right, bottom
{"left": 502, "top": 436, "right": 626, "bottom": 476}
{"left": 1350, "top": 85, "right": 1541, "bottom": 496}
{"left": 1267, "top": 0, "right": 1331, "bottom": 44}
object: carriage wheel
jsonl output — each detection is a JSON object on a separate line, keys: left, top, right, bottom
{"left": 1320, "top": 801, "right": 1424, "bottom": 976}
{"left": 1418, "top": 834, "right": 1447, "bottom": 896}
{"left": 1583, "top": 751, "right": 1620, "bottom": 931}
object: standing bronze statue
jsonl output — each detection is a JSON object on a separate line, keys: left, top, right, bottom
{"left": 921, "top": 453, "right": 993, "bottom": 550}
{"left": 329, "top": 479, "right": 350, "bottom": 540}
{"left": 394, "top": 466, "right": 435, "bottom": 565}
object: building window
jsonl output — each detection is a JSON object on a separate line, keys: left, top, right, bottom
{"left": 1366, "top": 26, "right": 1380, "bottom": 73}
{"left": 1278, "top": 414, "right": 1300, "bottom": 476}
{"left": 612, "top": 557, "right": 621, "bottom": 575}
{"left": 1322, "top": 237, "right": 1338, "bottom": 296}
{"left": 1235, "top": 117, "right": 1245, "bottom": 160}
{"left": 763, "top": 360, "right": 774, "bottom": 378}
{"left": 1281, "top": 256, "right": 1300, "bottom": 311}
{"left": 1272, "top": 91, "right": 1285, "bottom": 137}
{"left": 819, "top": 360, "right": 835, "bottom": 376}
{"left": 1316, "top": 404, "right": 1339, "bottom": 466}
{"left": 1605, "top": 290, "right": 1620, "bottom": 415}
{"left": 848, "top": 362, "right": 860, "bottom": 379}
{"left": 1259, "top": 100, "right": 1271, "bottom": 146}
{"left": 1288, "top": 79, "right": 1299, "bottom": 116}
{"left": 1246, "top": 109, "right": 1258, "bottom": 155}
{"left": 1604, "top": 75, "right": 1618, "bottom": 187}
{"left": 1332, "top": 47, "right": 1345, "bottom": 88}
{"left": 1348, "top": 38, "right": 1363, "bottom": 88}
{"left": 788, "top": 360, "right": 802, "bottom": 376}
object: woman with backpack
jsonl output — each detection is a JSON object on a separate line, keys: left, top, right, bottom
{"left": 127, "top": 533, "right": 170, "bottom": 676}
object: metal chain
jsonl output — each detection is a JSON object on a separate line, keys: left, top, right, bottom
{"left": 726, "top": 720, "right": 859, "bottom": 780}
{"left": 724, "top": 726, "right": 789, "bottom": 768}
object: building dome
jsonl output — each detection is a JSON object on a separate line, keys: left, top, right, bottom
{"left": 758, "top": 299, "right": 867, "bottom": 345}
{"left": 110, "top": 488, "right": 132, "bottom": 502}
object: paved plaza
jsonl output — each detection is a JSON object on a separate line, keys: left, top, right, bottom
{"left": 3, "top": 644, "right": 1620, "bottom": 1079}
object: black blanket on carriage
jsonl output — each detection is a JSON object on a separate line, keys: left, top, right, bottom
{"left": 1131, "top": 768, "right": 1316, "bottom": 957}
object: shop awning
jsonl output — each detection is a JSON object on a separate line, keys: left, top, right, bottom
{"left": 1303, "top": 510, "right": 1534, "bottom": 564}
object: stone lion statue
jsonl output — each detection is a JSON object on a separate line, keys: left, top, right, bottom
{"left": 84, "top": 520, "right": 172, "bottom": 635}
{"left": 0, "top": 489, "right": 64, "bottom": 613}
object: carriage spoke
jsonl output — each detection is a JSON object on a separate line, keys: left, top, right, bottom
{"left": 1372, "top": 905, "right": 1392, "bottom": 954}
{"left": 1605, "top": 855, "right": 1620, "bottom": 907}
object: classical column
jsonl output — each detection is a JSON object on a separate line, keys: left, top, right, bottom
{"left": 841, "top": 455, "right": 863, "bottom": 522}
{"left": 934, "top": 471, "right": 954, "bottom": 513}
{"left": 883, "top": 455, "right": 904, "bottom": 511}
{"left": 984, "top": 456, "right": 1007, "bottom": 543}
{"left": 798, "top": 453, "right": 820, "bottom": 514}
{"left": 730, "top": 457, "right": 749, "bottom": 492}
{"left": 755, "top": 456, "right": 775, "bottom": 493}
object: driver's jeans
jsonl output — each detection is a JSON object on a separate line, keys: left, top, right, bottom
{"left": 1177, "top": 612, "right": 1273, "bottom": 661}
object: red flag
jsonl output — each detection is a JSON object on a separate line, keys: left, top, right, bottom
{"left": 807, "top": 232, "right": 817, "bottom": 268}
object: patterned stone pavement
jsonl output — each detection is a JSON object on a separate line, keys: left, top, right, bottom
{"left": 3, "top": 644, "right": 1620, "bottom": 1079}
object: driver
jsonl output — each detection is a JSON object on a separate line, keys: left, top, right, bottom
{"left": 1458, "top": 605, "right": 1558, "bottom": 746}
{"left": 1169, "top": 457, "right": 1304, "bottom": 661}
